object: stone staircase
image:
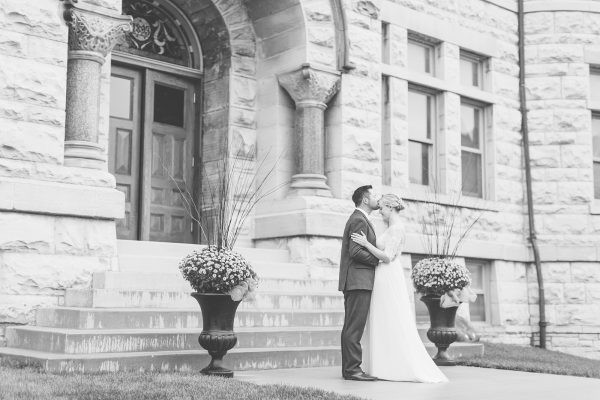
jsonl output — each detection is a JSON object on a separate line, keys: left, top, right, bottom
{"left": 0, "top": 240, "right": 483, "bottom": 372}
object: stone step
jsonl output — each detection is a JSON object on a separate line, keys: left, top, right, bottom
{"left": 6, "top": 326, "right": 342, "bottom": 354}
{"left": 92, "top": 272, "right": 339, "bottom": 291}
{"left": 64, "top": 289, "right": 344, "bottom": 309}
{"left": 36, "top": 307, "right": 346, "bottom": 330}
{"left": 0, "top": 346, "right": 342, "bottom": 373}
{"left": 117, "top": 256, "right": 313, "bottom": 278}
{"left": 0, "top": 342, "right": 483, "bottom": 373}
{"left": 117, "top": 240, "right": 290, "bottom": 265}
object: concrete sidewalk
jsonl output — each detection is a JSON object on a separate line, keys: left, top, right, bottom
{"left": 236, "top": 366, "right": 600, "bottom": 400}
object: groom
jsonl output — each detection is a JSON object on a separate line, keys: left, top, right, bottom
{"left": 339, "top": 185, "right": 380, "bottom": 381}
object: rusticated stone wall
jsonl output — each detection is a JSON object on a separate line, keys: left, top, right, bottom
{"left": 521, "top": 6, "right": 600, "bottom": 358}
{"left": 0, "top": 0, "right": 123, "bottom": 346}
{"left": 525, "top": 10, "right": 598, "bottom": 244}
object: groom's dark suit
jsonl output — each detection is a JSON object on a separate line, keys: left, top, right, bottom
{"left": 339, "top": 209, "right": 380, "bottom": 378}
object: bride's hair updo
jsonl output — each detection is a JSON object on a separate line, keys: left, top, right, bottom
{"left": 379, "top": 194, "right": 406, "bottom": 212}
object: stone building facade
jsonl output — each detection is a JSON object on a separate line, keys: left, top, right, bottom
{"left": 0, "top": 0, "right": 600, "bottom": 363}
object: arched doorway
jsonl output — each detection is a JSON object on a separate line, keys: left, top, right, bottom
{"left": 108, "top": 0, "right": 202, "bottom": 243}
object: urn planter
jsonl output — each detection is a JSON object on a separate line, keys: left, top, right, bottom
{"left": 192, "top": 292, "right": 241, "bottom": 378}
{"left": 420, "top": 295, "right": 459, "bottom": 366}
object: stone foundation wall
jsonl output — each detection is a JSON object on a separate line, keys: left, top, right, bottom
{"left": 0, "top": 212, "right": 118, "bottom": 326}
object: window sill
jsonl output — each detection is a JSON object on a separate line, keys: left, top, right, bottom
{"left": 396, "top": 186, "right": 500, "bottom": 212}
{"left": 589, "top": 200, "right": 600, "bottom": 215}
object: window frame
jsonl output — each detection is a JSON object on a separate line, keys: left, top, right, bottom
{"left": 407, "top": 33, "right": 437, "bottom": 76}
{"left": 410, "top": 254, "right": 431, "bottom": 323}
{"left": 590, "top": 66, "right": 600, "bottom": 103}
{"left": 590, "top": 65, "right": 600, "bottom": 201}
{"left": 592, "top": 112, "right": 600, "bottom": 199}
{"left": 459, "top": 50, "right": 486, "bottom": 90}
{"left": 408, "top": 84, "right": 439, "bottom": 188}
{"left": 460, "top": 98, "right": 487, "bottom": 199}
{"left": 464, "top": 258, "right": 491, "bottom": 324}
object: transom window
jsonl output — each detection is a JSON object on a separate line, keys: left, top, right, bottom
{"left": 116, "top": 0, "right": 196, "bottom": 67}
{"left": 460, "top": 51, "right": 485, "bottom": 89}
{"left": 408, "top": 35, "right": 436, "bottom": 76}
{"left": 461, "top": 100, "right": 485, "bottom": 198}
{"left": 408, "top": 87, "right": 436, "bottom": 186}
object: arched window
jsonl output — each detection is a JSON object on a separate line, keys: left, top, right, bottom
{"left": 115, "top": 0, "right": 200, "bottom": 69}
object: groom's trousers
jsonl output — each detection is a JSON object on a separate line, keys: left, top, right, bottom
{"left": 341, "top": 289, "right": 372, "bottom": 377}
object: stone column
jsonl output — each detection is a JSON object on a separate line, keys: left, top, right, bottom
{"left": 62, "top": 0, "right": 132, "bottom": 168}
{"left": 278, "top": 64, "right": 341, "bottom": 197}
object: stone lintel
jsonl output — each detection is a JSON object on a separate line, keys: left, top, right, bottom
{"left": 0, "top": 177, "right": 124, "bottom": 220}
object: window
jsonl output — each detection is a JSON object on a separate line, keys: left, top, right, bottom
{"left": 461, "top": 100, "right": 485, "bottom": 198}
{"left": 593, "top": 114, "right": 600, "bottom": 199}
{"left": 460, "top": 51, "right": 485, "bottom": 89}
{"left": 408, "top": 87, "right": 436, "bottom": 186}
{"left": 465, "top": 259, "right": 490, "bottom": 322}
{"left": 591, "top": 68, "right": 600, "bottom": 102}
{"left": 408, "top": 37, "right": 435, "bottom": 75}
{"left": 411, "top": 254, "right": 430, "bottom": 322}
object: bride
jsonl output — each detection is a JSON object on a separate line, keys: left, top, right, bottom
{"left": 350, "top": 194, "right": 448, "bottom": 383}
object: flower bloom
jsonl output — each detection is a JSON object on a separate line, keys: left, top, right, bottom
{"left": 178, "top": 245, "right": 259, "bottom": 301}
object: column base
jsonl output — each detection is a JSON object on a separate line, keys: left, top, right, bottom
{"left": 288, "top": 174, "right": 332, "bottom": 197}
{"left": 64, "top": 141, "right": 106, "bottom": 169}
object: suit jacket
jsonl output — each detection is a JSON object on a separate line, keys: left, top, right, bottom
{"left": 338, "top": 209, "right": 380, "bottom": 292}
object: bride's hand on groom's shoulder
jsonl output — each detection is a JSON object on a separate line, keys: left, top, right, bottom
{"left": 351, "top": 231, "right": 368, "bottom": 247}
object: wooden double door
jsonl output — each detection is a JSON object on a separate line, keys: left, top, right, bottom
{"left": 108, "top": 65, "right": 198, "bottom": 243}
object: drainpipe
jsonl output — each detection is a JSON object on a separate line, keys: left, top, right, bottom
{"left": 518, "top": 0, "right": 547, "bottom": 349}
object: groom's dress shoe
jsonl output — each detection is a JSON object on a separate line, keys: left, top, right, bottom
{"left": 344, "top": 372, "right": 377, "bottom": 381}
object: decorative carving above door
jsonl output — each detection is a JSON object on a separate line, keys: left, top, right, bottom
{"left": 116, "top": 0, "right": 192, "bottom": 66}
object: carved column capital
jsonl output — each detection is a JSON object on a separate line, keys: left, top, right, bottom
{"left": 278, "top": 64, "right": 341, "bottom": 108}
{"left": 62, "top": 0, "right": 132, "bottom": 64}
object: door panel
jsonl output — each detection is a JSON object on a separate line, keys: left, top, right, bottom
{"left": 109, "top": 67, "right": 142, "bottom": 240}
{"left": 141, "top": 70, "right": 195, "bottom": 243}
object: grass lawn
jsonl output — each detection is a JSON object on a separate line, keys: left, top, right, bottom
{"left": 458, "top": 342, "right": 600, "bottom": 379}
{"left": 0, "top": 362, "right": 363, "bottom": 400}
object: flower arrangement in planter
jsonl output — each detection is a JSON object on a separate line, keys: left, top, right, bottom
{"left": 412, "top": 257, "right": 472, "bottom": 299}
{"left": 179, "top": 246, "right": 258, "bottom": 302}
{"left": 168, "top": 151, "right": 284, "bottom": 377}
{"left": 410, "top": 190, "right": 481, "bottom": 365}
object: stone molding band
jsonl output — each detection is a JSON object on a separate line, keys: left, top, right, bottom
{"left": 0, "top": 177, "right": 125, "bottom": 220}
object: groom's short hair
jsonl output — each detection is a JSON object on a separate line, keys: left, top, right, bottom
{"left": 352, "top": 185, "right": 372, "bottom": 207}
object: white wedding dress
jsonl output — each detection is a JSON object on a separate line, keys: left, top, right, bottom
{"left": 361, "top": 224, "right": 448, "bottom": 383}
